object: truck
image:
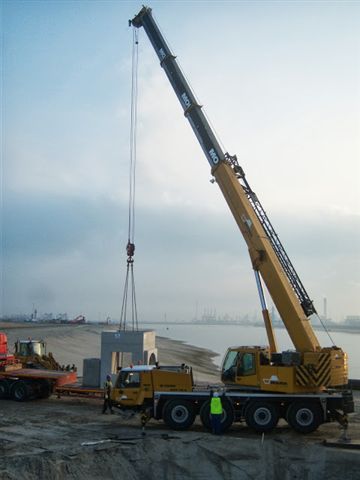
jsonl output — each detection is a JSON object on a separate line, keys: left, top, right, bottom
{"left": 114, "top": 6, "right": 354, "bottom": 433}
{"left": 0, "top": 368, "right": 77, "bottom": 401}
{"left": 111, "top": 364, "right": 353, "bottom": 433}
{"left": 0, "top": 333, "right": 77, "bottom": 401}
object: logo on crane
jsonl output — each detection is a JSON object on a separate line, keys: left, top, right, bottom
{"left": 241, "top": 215, "right": 252, "bottom": 229}
{"left": 208, "top": 148, "right": 220, "bottom": 165}
{"left": 159, "top": 48, "right": 166, "bottom": 60}
{"left": 181, "top": 92, "right": 191, "bottom": 109}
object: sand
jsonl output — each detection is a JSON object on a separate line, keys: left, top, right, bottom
{"left": 1, "top": 322, "right": 220, "bottom": 383}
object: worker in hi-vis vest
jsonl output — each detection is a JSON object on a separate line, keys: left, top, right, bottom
{"left": 210, "top": 390, "right": 223, "bottom": 434}
{"left": 102, "top": 374, "right": 114, "bottom": 414}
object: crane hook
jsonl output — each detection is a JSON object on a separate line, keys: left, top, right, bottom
{"left": 126, "top": 241, "right": 135, "bottom": 263}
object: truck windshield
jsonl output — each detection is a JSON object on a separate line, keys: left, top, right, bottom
{"left": 18, "top": 342, "right": 43, "bottom": 356}
{"left": 117, "top": 371, "right": 140, "bottom": 388}
{"left": 222, "top": 350, "right": 238, "bottom": 372}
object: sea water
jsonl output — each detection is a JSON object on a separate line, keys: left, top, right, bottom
{"left": 142, "top": 322, "right": 360, "bottom": 379}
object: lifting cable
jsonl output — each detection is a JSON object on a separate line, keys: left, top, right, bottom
{"left": 315, "top": 313, "right": 335, "bottom": 346}
{"left": 120, "top": 27, "right": 139, "bottom": 332}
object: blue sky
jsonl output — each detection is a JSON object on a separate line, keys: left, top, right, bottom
{"left": 1, "top": 0, "right": 359, "bottom": 324}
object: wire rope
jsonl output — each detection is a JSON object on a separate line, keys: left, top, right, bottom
{"left": 120, "top": 27, "right": 139, "bottom": 331}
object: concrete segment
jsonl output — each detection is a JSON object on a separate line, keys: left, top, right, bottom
{"left": 83, "top": 358, "right": 101, "bottom": 387}
{"left": 100, "top": 330, "right": 158, "bottom": 385}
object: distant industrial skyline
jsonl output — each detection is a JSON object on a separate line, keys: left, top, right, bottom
{"left": 2, "top": 303, "right": 359, "bottom": 327}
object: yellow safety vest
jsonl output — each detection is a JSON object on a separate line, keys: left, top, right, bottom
{"left": 210, "top": 397, "right": 223, "bottom": 415}
{"left": 104, "top": 380, "right": 112, "bottom": 399}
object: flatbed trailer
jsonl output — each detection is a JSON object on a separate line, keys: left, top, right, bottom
{"left": 0, "top": 368, "right": 77, "bottom": 401}
{"left": 55, "top": 384, "right": 104, "bottom": 399}
{"left": 149, "top": 388, "right": 354, "bottom": 433}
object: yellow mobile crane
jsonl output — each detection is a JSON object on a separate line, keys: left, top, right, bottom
{"left": 131, "top": 6, "right": 348, "bottom": 394}
{"left": 110, "top": 6, "right": 354, "bottom": 434}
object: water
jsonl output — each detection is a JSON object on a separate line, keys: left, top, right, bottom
{"left": 143, "top": 323, "right": 360, "bottom": 379}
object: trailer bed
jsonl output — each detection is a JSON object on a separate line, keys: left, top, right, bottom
{"left": 0, "top": 368, "right": 77, "bottom": 387}
{"left": 55, "top": 384, "right": 103, "bottom": 399}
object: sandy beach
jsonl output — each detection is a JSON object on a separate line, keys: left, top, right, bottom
{"left": 1, "top": 322, "right": 220, "bottom": 383}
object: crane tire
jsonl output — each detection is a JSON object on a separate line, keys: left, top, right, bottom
{"left": 162, "top": 400, "right": 196, "bottom": 430}
{"left": 200, "top": 399, "right": 234, "bottom": 432}
{"left": 286, "top": 402, "right": 323, "bottom": 434}
{"left": 10, "top": 380, "right": 31, "bottom": 402}
{"left": 245, "top": 401, "right": 279, "bottom": 433}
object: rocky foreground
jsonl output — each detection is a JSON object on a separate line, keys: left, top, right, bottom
{"left": 0, "top": 323, "right": 359, "bottom": 479}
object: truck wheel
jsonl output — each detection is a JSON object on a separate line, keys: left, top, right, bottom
{"left": 37, "top": 380, "right": 53, "bottom": 399}
{"left": 0, "top": 379, "right": 9, "bottom": 399}
{"left": 200, "top": 399, "right": 235, "bottom": 432}
{"left": 10, "top": 381, "right": 30, "bottom": 402}
{"left": 286, "top": 402, "right": 323, "bottom": 434}
{"left": 162, "top": 400, "right": 196, "bottom": 430}
{"left": 245, "top": 401, "right": 279, "bottom": 433}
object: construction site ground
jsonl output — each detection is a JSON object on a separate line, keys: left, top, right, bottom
{"left": 0, "top": 386, "right": 358, "bottom": 479}
{"left": 0, "top": 323, "right": 359, "bottom": 479}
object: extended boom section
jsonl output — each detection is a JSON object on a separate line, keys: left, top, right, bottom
{"left": 131, "top": 7, "right": 349, "bottom": 392}
{"left": 131, "top": 7, "right": 226, "bottom": 169}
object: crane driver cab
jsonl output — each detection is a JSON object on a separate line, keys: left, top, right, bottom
{"left": 222, "top": 347, "right": 270, "bottom": 387}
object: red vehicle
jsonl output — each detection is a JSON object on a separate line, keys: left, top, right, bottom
{"left": 0, "top": 333, "right": 77, "bottom": 401}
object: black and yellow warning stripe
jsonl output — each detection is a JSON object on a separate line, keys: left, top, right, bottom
{"left": 296, "top": 353, "right": 331, "bottom": 387}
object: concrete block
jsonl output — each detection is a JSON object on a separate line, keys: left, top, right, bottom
{"left": 83, "top": 358, "right": 101, "bottom": 387}
{"left": 100, "top": 330, "right": 157, "bottom": 385}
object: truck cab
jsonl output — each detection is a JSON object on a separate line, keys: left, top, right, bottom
{"left": 112, "top": 365, "right": 194, "bottom": 408}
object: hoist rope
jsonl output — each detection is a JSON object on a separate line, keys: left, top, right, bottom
{"left": 315, "top": 313, "right": 335, "bottom": 346}
{"left": 120, "top": 27, "right": 139, "bottom": 332}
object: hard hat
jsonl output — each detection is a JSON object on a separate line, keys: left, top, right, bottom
{"left": 106, "top": 374, "right": 111, "bottom": 380}
{"left": 213, "top": 392, "right": 219, "bottom": 397}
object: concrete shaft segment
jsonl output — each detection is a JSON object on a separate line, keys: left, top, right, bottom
{"left": 100, "top": 330, "right": 158, "bottom": 385}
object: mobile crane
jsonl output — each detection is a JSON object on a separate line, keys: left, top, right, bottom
{"left": 111, "top": 6, "right": 354, "bottom": 434}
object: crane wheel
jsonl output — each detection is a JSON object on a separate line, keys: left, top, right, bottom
{"left": 0, "top": 379, "right": 9, "bottom": 399}
{"left": 10, "top": 381, "right": 31, "bottom": 402}
{"left": 286, "top": 402, "right": 323, "bottom": 434}
{"left": 245, "top": 401, "right": 279, "bottom": 433}
{"left": 162, "top": 400, "right": 196, "bottom": 430}
{"left": 199, "top": 399, "right": 235, "bottom": 432}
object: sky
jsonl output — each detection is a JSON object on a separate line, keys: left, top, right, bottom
{"left": 1, "top": 0, "right": 360, "bottom": 324}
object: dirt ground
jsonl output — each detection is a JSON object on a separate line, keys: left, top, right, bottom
{"left": 0, "top": 393, "right": 359, "bottom": 480}
{"left": 1, "top": 323, "right": 360, "bottom": 479}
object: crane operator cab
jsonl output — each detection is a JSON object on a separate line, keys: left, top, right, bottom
{"left": 221, "top": 345, "right": 348, "bottom": 394}
{"left": 221, "top": 346, "right": 270, "bottom": 389}
{"left": 221, "top": 346, "right": 312, "bottom": 393}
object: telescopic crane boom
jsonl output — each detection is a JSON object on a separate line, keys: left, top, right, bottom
{"left": 131, "top": 6, "right": 348, "bottom": 392}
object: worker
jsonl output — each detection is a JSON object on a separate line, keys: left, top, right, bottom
{"left": 210, "top": 390, "right": 223, "bottom": 435}
{"left": 102, "top": 374, "right": 114, "bottom": 414}
{"left": 140, "top": 408, "right": 150, "bottom": 435}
